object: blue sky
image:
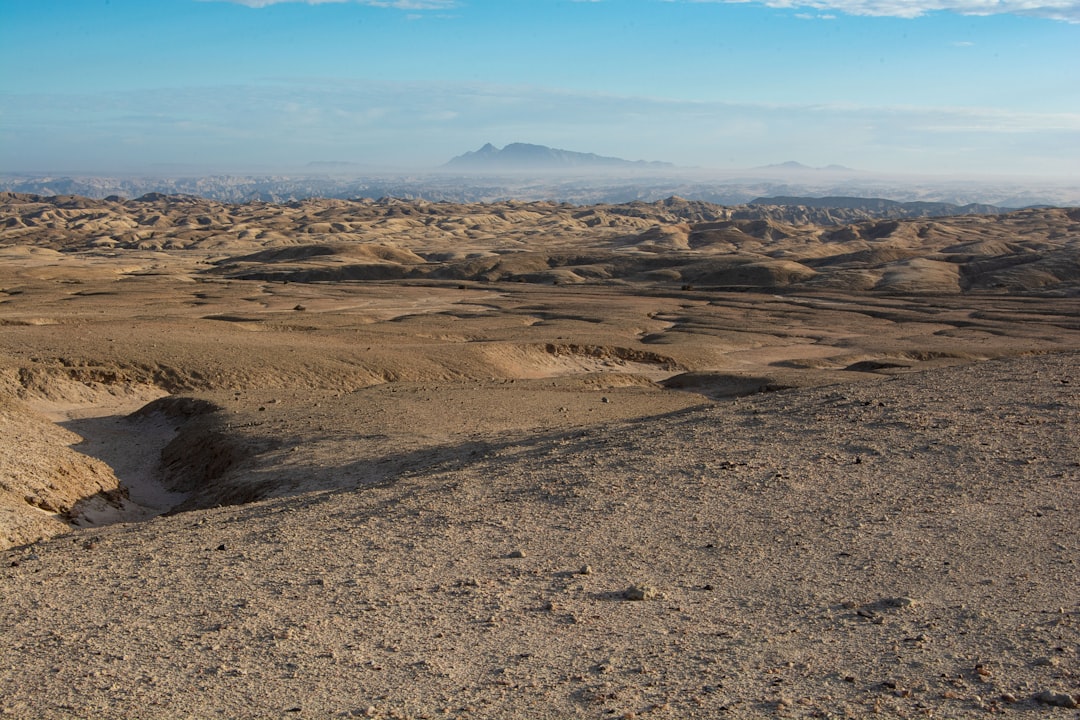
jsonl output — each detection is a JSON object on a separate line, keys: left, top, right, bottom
{"left": 1, "top": 0, "right": 1078, "bottom": 176}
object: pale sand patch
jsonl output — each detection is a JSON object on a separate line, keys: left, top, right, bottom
{"left": 61, "top": 411, "right": 190, "bottom": 525}
{"left": 26, "top": 385, "right": 188, "bottom": 527}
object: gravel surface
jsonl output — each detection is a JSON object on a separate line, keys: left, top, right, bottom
{"left": 2, "top": 353, "right": 1076, "bottom": 719}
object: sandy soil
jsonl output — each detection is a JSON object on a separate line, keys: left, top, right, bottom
{"left": 0, "top": 194, "right": 1076, "bottom": 718}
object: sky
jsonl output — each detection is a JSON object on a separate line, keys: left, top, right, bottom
{"left": 1, "top": 0, "right": 1078, "bottom": 177}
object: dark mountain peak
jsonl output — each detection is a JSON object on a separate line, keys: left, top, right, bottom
{"left": 444, "top": 143, "right": 672, "bottom": 172}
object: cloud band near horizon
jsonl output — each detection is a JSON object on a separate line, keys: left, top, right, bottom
{"left": 3, "top": 80, "right": 1078, "bottom": 175}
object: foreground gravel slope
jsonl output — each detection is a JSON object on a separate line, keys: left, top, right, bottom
{"left": 2, "top": 352, "right": 1077, "bottom": 719}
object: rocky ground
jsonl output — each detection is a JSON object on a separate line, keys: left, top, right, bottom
{"left": 0, "top": 194, "right": 1077, "bottom": 718}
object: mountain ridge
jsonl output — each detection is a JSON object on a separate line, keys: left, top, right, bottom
{"left": 444, "top": 142, "right": 674, "bottom": 171}
{"left": 754, "top": 160, "right": 857, "bottom": 172}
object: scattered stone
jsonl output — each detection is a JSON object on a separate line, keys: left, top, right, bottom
{"left": 1000, "top": 693, "right": 1017, "bottom": 703}
{"left": 880, "top": 596, "right": 917, "bottom": 609}
{"left": 293, "top": 304, "right": 306, "bottom": 311}
{"left": 507, "top": 550, "right": 526, "bottom": 559}
{"left": 1033, "top": 690, "right": 1078, "bottom": 709}
{"left": 216, "top": 544, "right": 226, "bottom": 551}
{"left": 578, "top": 565, "right": 593, "bottom": 575}
{"left": 623, "top": 584, "right": 658, "bottom": 601}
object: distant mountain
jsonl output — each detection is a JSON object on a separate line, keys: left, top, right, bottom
{"left": 444, "top": 143, "right": 674, "bottom": 172}
{"left": 755, "top": 161, "right": 857, "bottom": 172}
{"left": 3, "top": 173, "right": 1075, "bottom": 213}
{"left": 305, "top": 161, "right": 361, "bottom": 170}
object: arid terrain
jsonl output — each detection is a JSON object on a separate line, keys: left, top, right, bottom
{"left": 0, "top": 192, "right": 1077, "bottom": 718}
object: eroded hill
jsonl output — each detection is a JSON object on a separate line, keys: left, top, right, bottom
{"left": 2, "top": 193, "right": 1079, "bottom": 294}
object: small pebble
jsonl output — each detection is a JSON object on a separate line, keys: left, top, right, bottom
{"left": 1034, "top": 690, "right": 1078, "bottom": 708}
{"left": 881, "top": 596, "right": 916, "bottom": 608}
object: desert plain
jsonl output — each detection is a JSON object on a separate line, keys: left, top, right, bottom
{"left": 0, "top": 191, "right": 1077, "bottom": 718}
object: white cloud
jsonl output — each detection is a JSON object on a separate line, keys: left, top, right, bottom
{"left": 691, "top": 0, "right": 1080, "bottom": 22}
{"left": 201, "top": 0, "right": 456, "bottom": 8}
{"left": 202, "top": 0, "right": 342, "bottom": 6}
{"left": 361, "top": 0, "right": 456, "bottom": 8}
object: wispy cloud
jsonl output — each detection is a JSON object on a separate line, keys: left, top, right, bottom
{"left": 688, "top": 0, "right": 1080, "bottom": 22}
{"left": 200, "top": 0, "right": 456, "bottom": 8}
